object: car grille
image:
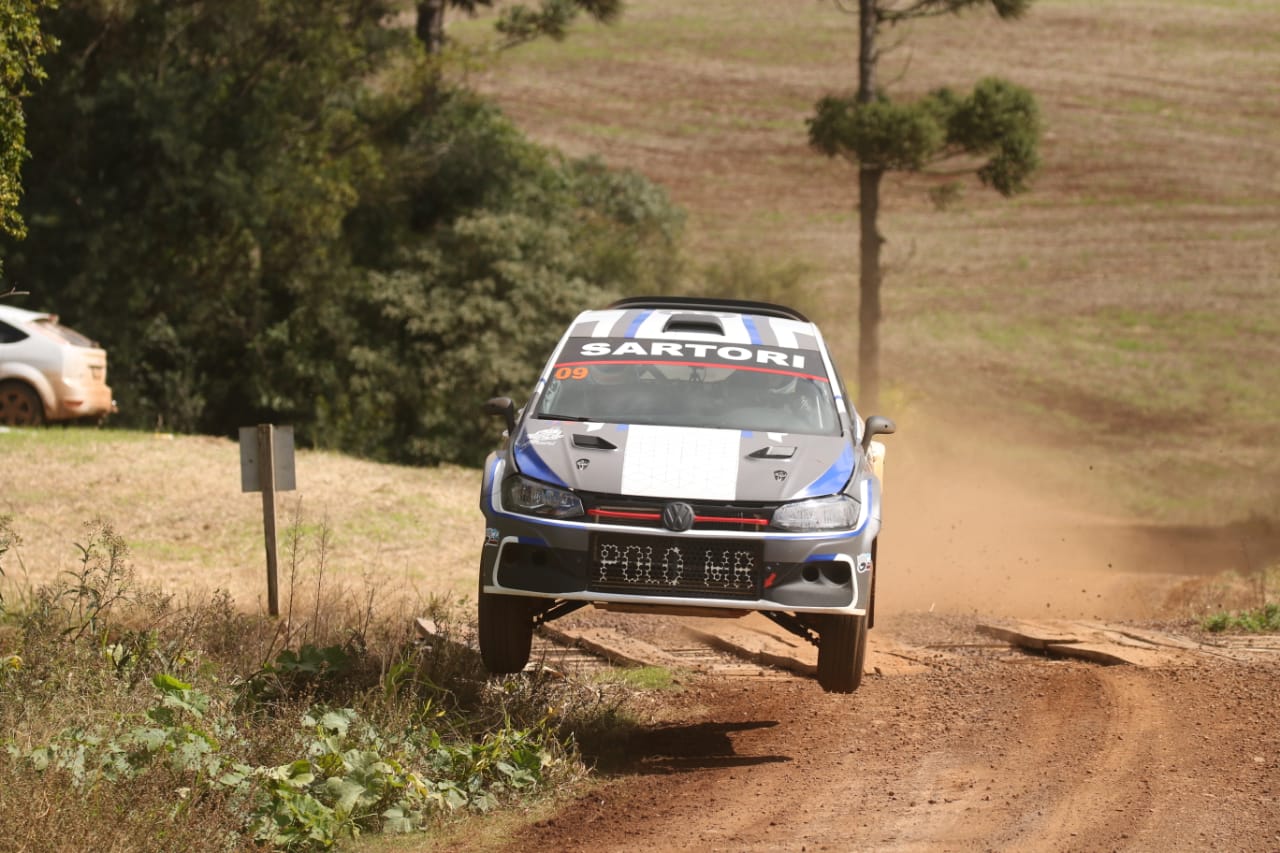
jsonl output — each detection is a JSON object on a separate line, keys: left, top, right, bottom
{"left": 582, "top": 496, "right": 775, "bottom": 532}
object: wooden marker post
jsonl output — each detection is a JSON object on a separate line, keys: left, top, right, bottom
{"left": 240, "top": 425, "right": 296, "bottom": 616}
{"left": 257, "top": 425, "right": 279, "bottom": 615}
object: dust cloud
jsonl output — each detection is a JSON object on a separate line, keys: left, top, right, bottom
{"left": 874, "top": 408, "right": 1219, "bottom": 622}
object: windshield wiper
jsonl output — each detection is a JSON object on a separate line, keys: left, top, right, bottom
{"left": 536, "top": 413, "right": 593, "bottom": 422}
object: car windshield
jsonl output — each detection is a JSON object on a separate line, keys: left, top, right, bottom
{"left": 535, "top": 339, "right": 841, "bottom": 435}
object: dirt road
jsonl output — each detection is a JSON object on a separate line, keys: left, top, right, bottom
{"left": 462, "top": 409, "right": 1280, "bottom": 852}
{"left": 503, "top": 615, "right": 1280, "bottom": 852}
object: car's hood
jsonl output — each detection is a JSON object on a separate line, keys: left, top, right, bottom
{"left": 511, "top": 420, "right": 854, "bottom": 502}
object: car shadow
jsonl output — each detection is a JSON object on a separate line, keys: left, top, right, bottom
{"left": 585, "top": 719, "right": 791, "bottom": 775}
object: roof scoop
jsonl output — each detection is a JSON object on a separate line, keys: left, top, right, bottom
{"left": 572, "top": 433, "right": 618, "bottom": 450}
{"left": 748, "top": 445, "right": 796, "bottom": 459}
{"left": 663, "top": 314, "right": 724, "bottom": 335}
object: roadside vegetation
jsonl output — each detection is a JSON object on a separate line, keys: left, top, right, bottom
{"left": 1203, "top": 602, "right": 1280, "bottom": 634}
{"left": 0, "top": 514, "right": 641, "bottom": 851}
{"left": 1201, "top": 563, "right": 1280, "bottom": 634}
{"left": 0, "top": 1, "right": 683, "bottom": 467}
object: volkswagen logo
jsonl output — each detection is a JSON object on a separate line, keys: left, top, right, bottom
{"left": 661, "top": 501, "right": 695, "bottom": 532}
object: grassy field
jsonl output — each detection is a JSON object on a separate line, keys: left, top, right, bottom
{"left": 456, "top": 0, "right": 1280, "bottom": 524}
{"left": 0, "top": 428, "right": 481, "bottom": 610}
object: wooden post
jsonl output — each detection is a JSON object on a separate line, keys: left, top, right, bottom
{"left": 257, "top": 424, "right": 280, "bottom": 616}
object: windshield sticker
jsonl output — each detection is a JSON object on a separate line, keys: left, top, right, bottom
{"left": 561, "top": 337, "right": 822, "bottom": 378}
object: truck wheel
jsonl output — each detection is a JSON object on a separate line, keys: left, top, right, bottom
{"left": 477, "top": 581, "right": 534, "bottom": 674}
{"left": 816, "top": 613, "right": 868, "bottom": 693}
{"left": 0, "top": 381, "right": 45, "bottom": 426}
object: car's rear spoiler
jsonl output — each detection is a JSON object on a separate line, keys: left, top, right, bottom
{"left": 606, "top": 296, "right": 810, "bottom": 323}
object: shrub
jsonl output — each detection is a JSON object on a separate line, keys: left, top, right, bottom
{"left": 0, "top": 519, "right": 634, "bottom": 850}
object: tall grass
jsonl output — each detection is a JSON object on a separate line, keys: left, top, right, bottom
{"left": 0, "top": 515, "right": 636, "bottom": 851}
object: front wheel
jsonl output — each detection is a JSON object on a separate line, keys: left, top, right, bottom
{"left": 816, "top": 613, "right": 868, "bottom": 693}
{"left": 477, "top": 580, "right": 535, "bottom": 674}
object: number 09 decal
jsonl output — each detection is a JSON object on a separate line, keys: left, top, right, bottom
{"left": 554, "top": 366, "right": 590, "bottom": 380}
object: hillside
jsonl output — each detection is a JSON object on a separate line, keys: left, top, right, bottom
{"left": 457, "top": 0, "right": 1280, "bottom": 524}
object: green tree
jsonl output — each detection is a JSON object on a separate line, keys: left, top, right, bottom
{"left": 321, "top": 93, "right": 682, "bottom": 464}
{"left": 415, "top": 0, "right": 621, "bottom": 54}
{"left": 2, "top": 2, "right": 681, "bottom": 463}
{"left": 808, "top": 0, "right": 1041, "bottom": 412}
{"left": 0, "top": 0, "right": 56, "bottom": 270}
{"left": 6, "top": 0, "right": 407, "bottom": 428}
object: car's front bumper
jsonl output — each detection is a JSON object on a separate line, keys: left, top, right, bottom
{"left": 479, "top": 459, "right": 880, "bottom": 616}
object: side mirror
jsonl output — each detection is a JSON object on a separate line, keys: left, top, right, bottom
{"left": 483, "top": 396, "right": 516, "bottom": 435}
{"left": 861, "top": 414, "right": 896, "bottom": 451}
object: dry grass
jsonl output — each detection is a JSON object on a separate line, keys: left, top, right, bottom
{"left": 457, "top": 0, "right": 1280, "bottom": 523}
{"left": 1, "top": 427, "right": 481, "bottom": 612}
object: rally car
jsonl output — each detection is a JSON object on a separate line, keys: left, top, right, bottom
{"left": 477, "top": 297, "right": 894, "bottom": 692}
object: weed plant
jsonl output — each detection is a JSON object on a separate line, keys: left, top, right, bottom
{"left": 1203, "top": 602, "right": 1280, "bottom": 634}
{"left": 0, "top": 516, "right": 638, "bottom": 851}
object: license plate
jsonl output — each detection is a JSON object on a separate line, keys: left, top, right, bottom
{"left": 589, "top": 534, "right": 761, "bottom": 598}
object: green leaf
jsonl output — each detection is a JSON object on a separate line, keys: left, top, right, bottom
{"left": 323, "top": 776, "right": 370, "bottom": 816}
{"left": 152, "top": 672, "right": 192, "bottom": 694}
{"left": 381, "top": 804, "right": 421, "bottom": 833}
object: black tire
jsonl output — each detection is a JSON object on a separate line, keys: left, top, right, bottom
{"left": 477, "top": 581, "right": 535, "bottom": 674}
{"left": 816, "top": 612, "right": 868, "bottom": 693}
{"left": 0, "top": 381, "right": 45, "bottom": 426}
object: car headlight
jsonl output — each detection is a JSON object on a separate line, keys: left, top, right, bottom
{"left": 502, "top": 475, "right": 584, "bottom": 519}
{"left": 771, "top": 495, "right": 860, "bottom": 531}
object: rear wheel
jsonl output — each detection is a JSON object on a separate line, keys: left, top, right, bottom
{"left": 477, "top": 579, "right": 535, "bottom": 674}
{"left": 816, "top": 612, "right": 868, "bottom": 693}
{"left": 0, "top": 381, "right": 45, "bottom": 426}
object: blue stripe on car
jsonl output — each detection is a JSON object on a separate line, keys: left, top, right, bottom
{"left": 624, "top": 310, "right": 651, "bottom": 338}
{"left": 743, "top": 316, "right": 763, "bottom": 345}
{"left": 793, "top": 444, "right": 855, "bottom": 499}
{"left": 512, "top": 443, "right": 570, "bottom": 489}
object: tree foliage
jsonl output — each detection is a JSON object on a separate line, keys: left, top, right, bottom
{"left": 806, "top": 0, "right": 1041, "bottom": 412}
{"left": 809, "top": 77, "right": 1040, "bottom": 195}
{"left": 0, "top": 0, "right": 56, "bottom": 245}
{"left": 416, "top": 0, "right": 621, "bottom": 54}
{"left": 2, "top": 0, "right": 682, "bottom": 465}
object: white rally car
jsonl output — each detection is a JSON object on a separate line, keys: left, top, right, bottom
{"left": 477, "top": 297, "right": 893, "bottom": 692}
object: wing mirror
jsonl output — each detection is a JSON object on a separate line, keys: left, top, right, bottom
{"left": 861, "top": 414, "right": 896, "bottom": 451}
{"left": 483, "top": 396, "right": 516, "bottom": 435}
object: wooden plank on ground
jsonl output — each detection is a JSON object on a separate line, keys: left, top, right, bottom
{"left": 538, "top": 623, "right": 686, "bottom": 669}
{"left": 680, "top": 623, "right": 818, "bottom": 677}
{"left": 1042, "top": 641, "right": 1176, "bottom": 667}
{"left": 414, "top": 617, "right": 477, "bottom": 650}
{"left": 978, "top": 619, "right": 1192, "bottom": 667}
{"left": 1091, "top": 623, "right": 1203, "bottom": 651}
{"left": 976, "top": 620, "right": 1082, "bottom": 650}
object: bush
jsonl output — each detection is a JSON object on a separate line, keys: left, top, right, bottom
{"left": 1203, "top": 602, "right": 1280, "bottom": 634}
{"left": 0, "top": 519, "right": 636, "bottom": 850}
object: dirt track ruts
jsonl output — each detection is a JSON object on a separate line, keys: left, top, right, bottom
{"left": 491, "top": 619, "right": 1280, "bottom": 853}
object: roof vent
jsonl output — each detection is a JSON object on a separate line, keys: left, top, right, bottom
{"left": 662, "top": 314, "right": 724, "bottom": 335}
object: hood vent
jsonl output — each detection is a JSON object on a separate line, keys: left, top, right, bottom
{"left": 748, "top": 445, "right": 796, "bottom": 459}
{"left": 572, "top": 433, "right": 618, "bottom": 450}
{"left": 663, "top": 314, "right": 724, "bottom": 336}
